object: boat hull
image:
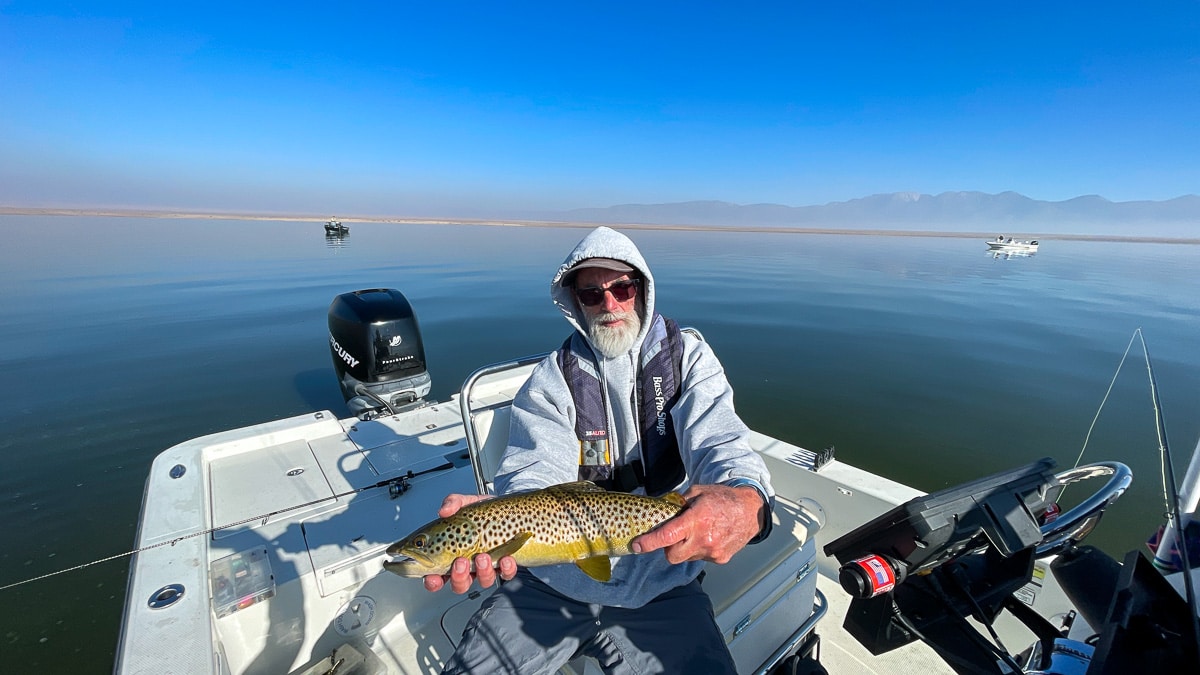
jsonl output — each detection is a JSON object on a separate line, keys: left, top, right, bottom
{"left": 987, "top": 237, "right": 1039, "bottom": 252}
{"left": 987, "top": 243, "right": 1038, "bottom": 251}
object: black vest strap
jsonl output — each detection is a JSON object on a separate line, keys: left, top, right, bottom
{"left": 558, "top": 314, "right": 685, "bottom": 495}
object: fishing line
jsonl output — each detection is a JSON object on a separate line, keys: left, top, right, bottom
{"left": 0, "top": 462, "right": 453, "bottom": 593}
{"left": 1073, "top": 328, "right": 1179, "bottom": 525}
{"left": 1067, "top": 328, "right": 1200, "bottom": 657}
{"left": 1071, "top": 329, "right": 1140, "bottom": 470}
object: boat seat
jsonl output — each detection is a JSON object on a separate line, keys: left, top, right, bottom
{"left": 468, "top": 405, "right": 512, "bottom": 494}
{"left": 460, "top": 353, "right": 548, "bottom": 494}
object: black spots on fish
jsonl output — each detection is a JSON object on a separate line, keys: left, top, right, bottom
{"left": 448, "top": 485, "right": 684, "bottom": 555}
{"left": 476, "top": 499, "right": 536, "bottom": 548}
{"left": 427, "top": 518, "right": 478, "bottom": 555}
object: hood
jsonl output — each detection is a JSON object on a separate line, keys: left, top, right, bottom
{"left": 551, "top": 226, "right": 655, "bottom": 351}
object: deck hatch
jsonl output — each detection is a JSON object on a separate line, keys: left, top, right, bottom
{"left": 209, "top": 439, "right": 334, "bottom": 539}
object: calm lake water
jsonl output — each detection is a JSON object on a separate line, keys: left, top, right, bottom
{"left": 1, "top": 215, "right": 1198, "bottom": 671}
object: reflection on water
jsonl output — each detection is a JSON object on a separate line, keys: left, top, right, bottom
{"left": 325, "top": 229, "right": 350, "bottom": 250}
{"left": 987, "top": 249, "right": 1036, "bottom": 260}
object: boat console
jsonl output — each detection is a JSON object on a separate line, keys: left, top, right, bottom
{"left": 823, "top": 457, "right": 1197, "bottom": 674}
{"left": 825, "top": 458, "right": 1060, "bottom": 668}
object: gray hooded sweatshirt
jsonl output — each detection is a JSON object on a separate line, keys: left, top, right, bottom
{"left": 494, "top": 226, "right": 774, "bottom": 608}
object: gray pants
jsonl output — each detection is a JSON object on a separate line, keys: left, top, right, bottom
{"left": 443, "top": 570, "right": 737, "bottom": 675}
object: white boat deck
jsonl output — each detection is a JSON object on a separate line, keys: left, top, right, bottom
{"left": 118, "top": 383, "right": 1073, "bottom": 674}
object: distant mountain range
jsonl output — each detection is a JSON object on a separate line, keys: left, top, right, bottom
{"left": 555, "top": 191, "right": 1199, "bottom": 238}
{"left": 3, "top": 191, "right": 1195, "bottom": 238}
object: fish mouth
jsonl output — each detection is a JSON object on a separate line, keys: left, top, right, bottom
{"left": 382, "top": 552, "right": 430, "bottom": 576}
{"left": 382, "top": 548, "right": 440, "bottom": 578}
{"left": 382, "top": 558, "right": 428, "bottom": 577}
{"left": 391, "top": 548, "right": 435, "bottom": 565}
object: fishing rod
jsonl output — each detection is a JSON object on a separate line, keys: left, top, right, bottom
{"left": 1136, "top": 329, "right": 1200, "bottom": 659}
{"left": 0, "top": 461, "right": 454, "bottom": 593}
{"left": 1068, "top": 328, "right": 1199, "bottom": 660}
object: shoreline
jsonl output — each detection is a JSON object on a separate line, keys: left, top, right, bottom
{"left": 1, "top": 206, "right": 1195, "bottom": 244}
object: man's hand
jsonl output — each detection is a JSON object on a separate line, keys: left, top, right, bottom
{"left": 421, "top": 493, "right": 520, "bottom": 594}
{"left": 630, "top": 484, "right": 766, "bottom": 564}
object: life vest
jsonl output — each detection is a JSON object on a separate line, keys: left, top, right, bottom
{"left": 557, "top": 313, "right": 686, "bottom": 496}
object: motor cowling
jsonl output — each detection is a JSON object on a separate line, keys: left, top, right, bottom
{"left": 328, "top": 288, "right": 432, "bottom": 417}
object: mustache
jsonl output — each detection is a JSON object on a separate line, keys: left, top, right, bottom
{"left": 594, "top": 311, "right": 631, "bottom": 323}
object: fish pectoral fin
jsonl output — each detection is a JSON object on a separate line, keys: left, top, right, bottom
{"left": 488, "top": 532, "right": 534, "bottom": 559}
{"left": 663, "top": 491, "right": 687, "bottom": 507}
{"left": 575, "top": 556, "right": 612, "bottom": 582}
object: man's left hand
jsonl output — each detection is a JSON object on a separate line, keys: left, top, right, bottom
{"left": 630, "top": 484, "right": 766, "bottom": 564}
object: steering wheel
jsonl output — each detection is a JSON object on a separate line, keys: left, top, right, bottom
{"left": 1036, "top": 461, "right": 1133, "bottom": 557}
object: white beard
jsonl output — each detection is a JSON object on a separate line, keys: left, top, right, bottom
{"left": 586, "top": 309, "right": 642, "bottom": 359}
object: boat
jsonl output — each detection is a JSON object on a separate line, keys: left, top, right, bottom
{"left": 325, "top": 218, "right": 350, "bottom": 234}
{"left": 988, "top": 235, "right": 1039, "bottom": 252}
{"left": 114, "top": 288, "right": 1198, "bottom": 674}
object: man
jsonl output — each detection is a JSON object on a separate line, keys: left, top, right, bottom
{"left": 427, "top": 226, "right": 774, "bottom": 674}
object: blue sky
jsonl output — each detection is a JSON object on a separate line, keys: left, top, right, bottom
{"left": 2, "top": 2, "right": 1197, "bottom": 217}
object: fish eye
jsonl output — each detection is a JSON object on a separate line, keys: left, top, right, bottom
{"left": 413, "top": 535, "right": 427, "bottom": 549}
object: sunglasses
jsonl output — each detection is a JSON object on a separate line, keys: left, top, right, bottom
{"left": 575, "top": 279, "right": 641, "bottom": 307}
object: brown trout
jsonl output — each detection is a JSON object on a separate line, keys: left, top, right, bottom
{"left": 383, "top": 481, "right": 686, "bottom": 582}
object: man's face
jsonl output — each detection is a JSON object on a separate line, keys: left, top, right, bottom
{"left": 574, "top": 268, "right": 642, "bottom": 358}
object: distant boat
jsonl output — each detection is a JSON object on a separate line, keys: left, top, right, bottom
{"left": 324, "top": 219, "right": 349, "bottom": 234}
{"left": 987, "top": 235, "right": 1038, "bottom": 252}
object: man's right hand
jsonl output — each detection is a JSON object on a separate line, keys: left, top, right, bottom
{"left": 421, "top": 493, "right": 520, "bottom": 594}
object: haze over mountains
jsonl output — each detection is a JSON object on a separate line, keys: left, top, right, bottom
{"left": 3, "top": 191, "right": 1196, "bottom": 239}
{"left": 555, "top": 191, "right": 1199, "bottom": 238}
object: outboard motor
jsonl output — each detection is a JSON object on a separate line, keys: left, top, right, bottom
{"left": 328, "top": 288, "right": 432, "bottom": 418}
